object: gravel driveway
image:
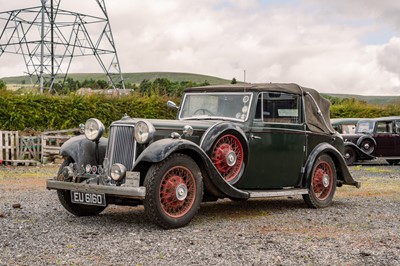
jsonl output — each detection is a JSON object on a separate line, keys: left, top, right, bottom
{"left": 0, "top": 162, "right": 399, "bottom": 266}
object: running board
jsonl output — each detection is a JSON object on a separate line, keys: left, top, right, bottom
{"left": 247, "top": 188, "right": 308, "bottom": 198}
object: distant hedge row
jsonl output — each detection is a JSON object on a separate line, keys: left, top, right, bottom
{"left": 0, "top": 91, "right": 178, "bottom": 131}
{"left": 328, "top": 97, "right": 400, "bottom": 119}
{"left": 1, "top": 91, "right": 399, "bottom": 132}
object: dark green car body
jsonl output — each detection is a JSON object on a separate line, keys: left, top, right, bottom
{"left": 47, "top": 83, "right": 360, "bottom": 229}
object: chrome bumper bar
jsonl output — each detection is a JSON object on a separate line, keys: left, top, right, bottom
{"left": 46, "top": 179, "right": 146, "bottom": 199}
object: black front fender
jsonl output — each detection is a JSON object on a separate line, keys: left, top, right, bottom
{"left": 304, "top": 143, "right": 361, "bottom": 188}
{"left": 134, "top": 138, "right": 250, "bottom": 199}
{"left": 200, "top": 121, "right": 248, "bottom": 156}
{"left": 60, "top": 135, "right": 108, "bottom": 167}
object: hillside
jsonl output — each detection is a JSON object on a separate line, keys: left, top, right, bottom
{"left": 2, "top": 72, "right": 400, "bottom": 105}
{"left": 1, "top": 72, "right": 232, "bottom": 86}
{"left": 325, "top": 93, "right": 400, "bottom": 105}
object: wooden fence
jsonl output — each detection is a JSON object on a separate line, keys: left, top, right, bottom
{"left": 0, "top": 129, "right": 79, "bottom": 165}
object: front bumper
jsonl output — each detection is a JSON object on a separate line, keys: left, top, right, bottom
{"left": 46, "top": 179, "right": 146, "bottom": 199}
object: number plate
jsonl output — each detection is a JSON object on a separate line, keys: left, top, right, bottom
{"left": 71, "top": 191, "right": 106, "bottom": 206}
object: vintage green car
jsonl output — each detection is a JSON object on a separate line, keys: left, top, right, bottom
{"left": 46, "top": 83, "right": 360, "bottom": 229}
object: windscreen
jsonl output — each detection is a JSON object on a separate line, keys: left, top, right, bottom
{"left": 179, "top": 93, "right": 252, "bottom": 121}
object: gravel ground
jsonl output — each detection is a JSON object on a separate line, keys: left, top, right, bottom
{"left": 0, "top": 161, "right": 399, "bottom": 266}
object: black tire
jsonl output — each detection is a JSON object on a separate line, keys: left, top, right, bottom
{"left": 344, "top": 146, "right": 356, "bottom": 166}
{"left": 359, "top": 138, "right": 375, "bottom": 154}
{"left": 210, "top": 133, "right": 245, "bottom": 185}
{"left": 57, "top": 157, "right": 107, "bottom": 216}
{"left": 386, "top": 159, "right": 400, "bottom": 165}
{"left": 144, "top": 153, "right": 203, "bottom": 229}
{"left": 303, "top": 154, "right": 337, "bottom": 208}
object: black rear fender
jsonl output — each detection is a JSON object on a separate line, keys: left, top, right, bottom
{"left": 304, "top": 143, "right": 361, "bottom": 188}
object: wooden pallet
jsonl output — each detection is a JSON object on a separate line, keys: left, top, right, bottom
{"left": 0, "top": 131, "right": 19, "bottom": 163}
{"left": 41, "top": 128, "right": 80, "bottom": 163}
{"left": 19, "top": 136, "right": 41, "bottom": 161}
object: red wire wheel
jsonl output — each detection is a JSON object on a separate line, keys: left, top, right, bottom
{"left": 303, "top": 154, "right": 337, "bottom": 208}
{"left": 211, "top": 134, "right": 244, "bottom": 183}
{"left": 159, "top": 166, "right": 196, "bottom": 218}
{"left": 312, "top": 160, "right": 334, "bottom": 201}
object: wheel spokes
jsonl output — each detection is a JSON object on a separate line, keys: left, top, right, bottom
{"left": 159, "top": 166, "right": 196, "bottom": 218}
{"left": 211, "top": 134, "right": 244, "bottom": 182}
{"left": 312, "top": 161, "right": 333, "bottom": 201}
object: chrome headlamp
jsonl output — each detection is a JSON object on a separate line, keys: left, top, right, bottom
{"left": 134, "top": 120, "right": 155, "bottom": 144}
{"left": 84, "top": 118, "right": 105, "bottom": 141}
{"left": 110, "top": 163, "right": 127, "bottom": 181}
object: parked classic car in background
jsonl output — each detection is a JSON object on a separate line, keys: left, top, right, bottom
{"left": 342, "top": 116, "right": 400, "bottom": 165}
{"left": 331, "top": 118, "right": 360, "bottom": 134}
{"left": 47, "top": 83, "right": 360, "bottom": 229}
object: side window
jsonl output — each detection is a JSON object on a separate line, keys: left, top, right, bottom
{"left": 262, "top": 92, "right": 300, "bottom": 124}
{"left": 376, "top": 121, "right": 393, "bottom": 134}
{"left": 395, "top": 121, "right": 400, "bottom": 134}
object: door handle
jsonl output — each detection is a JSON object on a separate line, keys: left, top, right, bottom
{"left": 250, "top": 134, "right": 262, "bottom": 140}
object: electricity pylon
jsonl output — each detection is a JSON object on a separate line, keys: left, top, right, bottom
{"left": 0, "top": 0, "right": 125, "bottom": 93}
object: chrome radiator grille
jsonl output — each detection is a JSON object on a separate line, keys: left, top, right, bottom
{"left": 105, "top": 125, "right": 136, "bottom": 174}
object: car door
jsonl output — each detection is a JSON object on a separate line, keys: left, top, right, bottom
{"left": 239, "top": 92, "right": 306, "bottom": 189}
{"left": 373, "top": 120, "right": 396, "bottom": 156}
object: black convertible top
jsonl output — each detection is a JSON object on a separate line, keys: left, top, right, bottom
{"left": 185, "top": 83, "right": 335, "bottom": 134}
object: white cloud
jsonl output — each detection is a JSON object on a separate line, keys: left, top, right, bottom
{"left": 0, "top": 0, "right": 399, "bottom": 95}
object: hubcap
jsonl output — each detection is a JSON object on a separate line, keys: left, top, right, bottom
{"left": 226, "top": 151, "right": 237, "bottom": 167}
{"left": 363, "top": 143, "right": 370, "bottom": 150}
{"left": 322, "top": 174, "right": 330, "bottom": 188}
{"left": 176, "top": 183, "right": 188, "bottom": 201}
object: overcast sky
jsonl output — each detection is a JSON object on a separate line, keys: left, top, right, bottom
{"left": 1, "top": 0, "right": 400, "bottom": 95}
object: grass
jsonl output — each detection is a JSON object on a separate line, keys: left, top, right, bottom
{"left": 336, "top": 177, "right": 400, "bottom": 199}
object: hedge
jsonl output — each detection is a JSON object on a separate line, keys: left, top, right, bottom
{"left": 1, "top": 91, "right": 399, "bottom": 132}
{"left": 0, "top": 91, "right": 178, "bottom": 131}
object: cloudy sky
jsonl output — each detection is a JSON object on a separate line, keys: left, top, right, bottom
{"left": 1, "top": 0, "right": 400, "bottom": 95}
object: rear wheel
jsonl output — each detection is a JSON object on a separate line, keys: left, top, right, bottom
{"left": 211, "top": 133, "right": 245, "bottom": 184}
{"left": 144, "top": 154, "right": 203, "bottom": 229}
{"left": 344, "top": 146, "right": 356, "bottom": 166}
{"left": 303, "top": 154, "right": 337, "bottom": 208}
{"left": 56, "top": 157, "right": 107, "bottom": 216}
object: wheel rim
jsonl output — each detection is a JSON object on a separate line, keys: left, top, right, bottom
{"left": 312, "top": 161, "right": 333, "bottom": 201}
{"left": 361, "top": 140, "right": 374, "bottom": 154}
{"left": 159, "top": 166, "right": 196, "bottom": 218}
{"left": 211, "top": 134, "right": 244, "bottom": 182}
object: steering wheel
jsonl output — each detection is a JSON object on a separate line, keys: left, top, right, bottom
{"left": 194, "top": 108, "right": 214, "bottom": 116}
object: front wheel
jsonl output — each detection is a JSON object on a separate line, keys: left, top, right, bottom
{"left": 359, "top": 138, "right": 375, "bottom": 154}
{"left": 144, "top": 153, "right": 203, "bottom": 229}
{"left": 303, "top": 154, "right": 337, "bottom": 208}
{"left": 56, "top": 157, "right": 107, "bottom": 216}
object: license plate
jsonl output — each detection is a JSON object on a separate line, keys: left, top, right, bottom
{"left": 71, "top": 191, "right": 106, "bottom": 206}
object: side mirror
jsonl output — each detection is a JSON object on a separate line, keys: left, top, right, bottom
{"left": 167, "top": 100, "right": 179, "bottom": 109}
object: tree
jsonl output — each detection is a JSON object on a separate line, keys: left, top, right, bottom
{"left": 231, "top": 77, "right": 237, "bottom": 84}
{"left": 0, "top": 79, "right": 6, "bottom": 90}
